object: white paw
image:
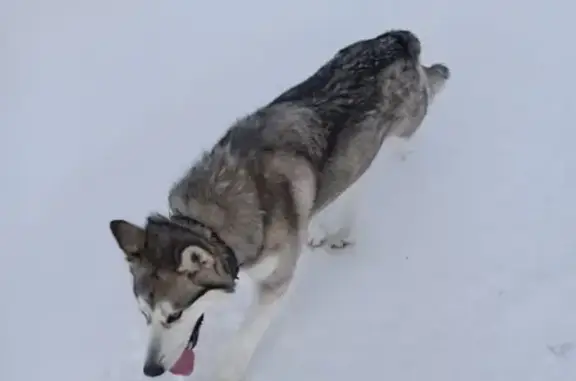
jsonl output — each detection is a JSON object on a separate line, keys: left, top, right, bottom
{"left": 307, "top": 218, "right": 355, "bottom": 251}
{"left": 391, "top": 137, "right": 415, "bottom": 161}
{"left": 398, "top": 146, "right": 415, "bottom": 161}
{"left": 308, "top": 180, "right": 361, "bottom": 252}
{"left": 307, "top": 218, "right": 329, "bottom": 248}
{"left": 327, "top": 230, "right": 355, "bottom": 249}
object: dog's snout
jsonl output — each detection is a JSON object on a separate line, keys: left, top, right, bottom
{"left": 143, "top": 362, "right": 165, "bottom": 377}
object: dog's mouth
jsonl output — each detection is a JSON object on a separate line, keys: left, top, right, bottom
{"left": 169, "top": 314, "right": 205, "bottom": 376}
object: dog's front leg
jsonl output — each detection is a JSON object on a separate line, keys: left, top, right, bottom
{"left": 213, "top": 246, "right": 299, "bottom": 381}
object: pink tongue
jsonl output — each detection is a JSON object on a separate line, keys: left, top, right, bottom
{"left": 170, "top": 348, "right": 195, "bottom": 376}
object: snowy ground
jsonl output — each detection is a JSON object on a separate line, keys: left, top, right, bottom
{"left": 5, "top": 0, "right": 576, "bottom": 380}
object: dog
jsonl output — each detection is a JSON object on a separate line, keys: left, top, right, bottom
{"left": 108, "top": 29, "right": 449, "bottom": 381}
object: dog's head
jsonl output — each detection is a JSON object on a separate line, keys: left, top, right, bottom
{"left": 109, "top": 214, "right": 238, "bottom": 377}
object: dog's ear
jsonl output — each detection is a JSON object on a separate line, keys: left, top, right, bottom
{"left": 178, "top": 245, "right": 235, "bottom": 289}
{"left": 178, "top": 245, "right": 215, "bottom": 273}
{"left": 109, "top": 219, "right": 145, "bottom": 260}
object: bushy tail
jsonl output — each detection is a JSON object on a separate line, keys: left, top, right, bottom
{"left": 375, "top": 29, "right": 422, "bottom": 62}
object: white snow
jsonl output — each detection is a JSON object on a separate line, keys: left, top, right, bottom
{"left": 5, "top": 0, "right": 576, "bottom": 380}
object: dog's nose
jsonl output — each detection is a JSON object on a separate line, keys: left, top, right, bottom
{"left": 143, "top": 362, "right": 165, "bottom": 377}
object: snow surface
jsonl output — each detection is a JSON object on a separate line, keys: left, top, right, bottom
{"left": 5, "top": 0, "right": 576, "bottom": 380}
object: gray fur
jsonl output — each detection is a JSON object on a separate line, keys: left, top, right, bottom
{"left": 109, "top": 29, "right": 450, "bottom": 379}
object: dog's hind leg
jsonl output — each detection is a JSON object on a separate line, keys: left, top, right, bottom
{"left": 308, "top": 178, "right": 361, "bottom": 251}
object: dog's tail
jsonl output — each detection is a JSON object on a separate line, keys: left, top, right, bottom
{"left": 375, "top": 29, "right": 422, "bottom": 62}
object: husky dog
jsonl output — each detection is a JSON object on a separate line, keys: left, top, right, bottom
{"left": 109, "top": 29, "right": 449, "bottom": 381}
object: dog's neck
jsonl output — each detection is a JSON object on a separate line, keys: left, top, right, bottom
{"left": 168, "top": 213, "right": 240, "bottom": 281}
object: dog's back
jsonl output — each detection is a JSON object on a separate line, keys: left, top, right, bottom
{"left": 168, "top": 29, "right": 449, "bottom": 264}
{"left": 217, "top": 30, "right": 448, "bottom": 212}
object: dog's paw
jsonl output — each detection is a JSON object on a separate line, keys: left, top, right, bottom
{"left": 307, "top": 220, "right": 355, "bottom": 252}
{"left": 325, "top": 227, "right": 356, "bottom": 251}
{"left": 307, "top": 220, "right": 328, "bottom": 248}
{"left": 308, "top": 184, "right": 359, "bottom": 252}
{"left": 392, "top": 137, "right": 415, "bottom": 162}
{"left": 399, "top": 150, "right": 414, "bottom": 162}
{"left": 327, "top": 234, "right": 355, "bottom": 250}
{"left": 398, "top": 147, "right": 415, "bottom": 161}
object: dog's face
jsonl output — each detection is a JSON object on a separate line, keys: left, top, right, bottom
{"left": 109, "top": 217, "right": 236, "bottom": 377}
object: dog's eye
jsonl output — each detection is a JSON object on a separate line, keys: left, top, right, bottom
{"left": 166, "top": 311, "right": 183, "bottom": 324}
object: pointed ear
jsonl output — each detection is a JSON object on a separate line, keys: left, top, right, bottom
{"left": 178, "top": 245, "right": 235, "bottom": 288}
{"left": 109, "top": 219, "right": 145, "bottom": 259}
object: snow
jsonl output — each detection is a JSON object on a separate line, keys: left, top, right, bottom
{"left": 5, "top": 0, "right": 576, "bottom": 380}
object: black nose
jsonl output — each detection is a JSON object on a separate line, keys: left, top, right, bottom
{"left": 143, "top": 362, "right": 165, "bottom": 377}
